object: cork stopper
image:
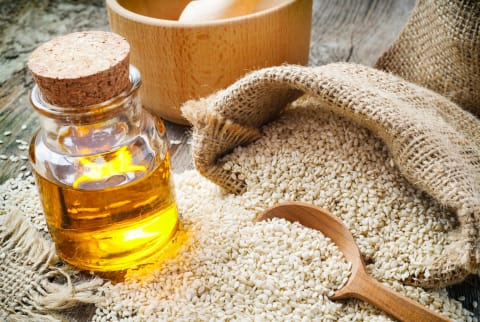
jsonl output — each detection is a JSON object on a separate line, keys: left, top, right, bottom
{"left": 28, "top": 31, "right": 130, "bottom": 107}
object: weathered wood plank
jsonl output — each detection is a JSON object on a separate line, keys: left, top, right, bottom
{"left": 309, "top": 0, "right": 415, "bottom": 66}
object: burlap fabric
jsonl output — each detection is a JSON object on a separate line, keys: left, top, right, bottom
{"left": 376, "top": 0, "right": 480, "bottom": 117}
{"left": 0, "top": 209, "right": 103, "bottom": 321}
{"left": 181, "top": 0, "right": 480, "bottom": 288}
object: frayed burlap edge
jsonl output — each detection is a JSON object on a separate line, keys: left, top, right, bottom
{"left": 0, "top": 210, "right": 104, "bottom": 321}
{"left": 181, "top": 63, "right": 480, "bottom": 288}
{"left": 182, "top": 95, "right": 263, "bottom": 193}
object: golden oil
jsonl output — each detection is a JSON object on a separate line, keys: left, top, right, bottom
{"left": 32, "top": 149, "right": 179, "bottom": 272}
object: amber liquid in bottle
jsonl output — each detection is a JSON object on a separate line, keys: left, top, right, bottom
{"left": 28, "top": 32, "right": 179, "bottom": 272}
{"left": 31, "top": 135, "right": 179, "bottom": 271}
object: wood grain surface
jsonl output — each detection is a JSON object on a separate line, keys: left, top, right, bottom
{"left": 0, "top": 0, "right": 478, "bottom": 320}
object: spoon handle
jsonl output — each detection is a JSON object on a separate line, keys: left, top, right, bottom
{"left": 332, "top": 270, "right": 451, "bottom": 322}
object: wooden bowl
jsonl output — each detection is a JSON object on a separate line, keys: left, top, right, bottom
{"left": 106, "top": 0, "right": 312, "bottom": 125}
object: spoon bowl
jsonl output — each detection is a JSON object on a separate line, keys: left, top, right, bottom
{"left": 255, "top": 201, "right": 450, "bottom": 322}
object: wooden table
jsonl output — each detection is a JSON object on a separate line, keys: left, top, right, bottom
{"left": 1, "top": 0, "right": 478, "bottom": 320}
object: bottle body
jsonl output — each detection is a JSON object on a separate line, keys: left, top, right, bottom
{"left": 29, "top": 67, "right": 179, "bottom": 271}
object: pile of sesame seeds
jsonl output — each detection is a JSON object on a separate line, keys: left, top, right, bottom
{"left": 91, "top": 102, "right": 474, "bottom": 321}
{"left": 0, "top": 101, "right": 477, "bottom": 320}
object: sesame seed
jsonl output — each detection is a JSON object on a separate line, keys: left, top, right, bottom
{"left": 15, "top": 139, "right": 28, "bottom": 145}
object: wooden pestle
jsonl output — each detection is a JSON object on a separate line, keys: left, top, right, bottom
{"left": 178, "top": 0, "right": 260, "bottom": 22}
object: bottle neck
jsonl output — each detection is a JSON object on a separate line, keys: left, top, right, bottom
{"left": 31, "top": 66, "right": 143, "bottom": 156}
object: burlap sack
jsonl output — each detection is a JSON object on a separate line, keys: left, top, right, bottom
{"left": 181, "top": 0, "right": 480, "bottom": 288}
{"left": 182, "top": 0, "right": 480, "bottom": 287}
{"left": 376, "top": 0, "right": 480, "bottom": 116}
{"left": 182, "top": 62, "right": 480, "bottom": 288}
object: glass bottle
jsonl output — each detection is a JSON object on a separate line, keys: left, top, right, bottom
{"left": 29, "top": 64, "right": 179, "bottom": 272}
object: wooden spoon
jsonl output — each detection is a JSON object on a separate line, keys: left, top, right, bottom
{"left": 255, "top": 201, "right": 451, "bottom": 322}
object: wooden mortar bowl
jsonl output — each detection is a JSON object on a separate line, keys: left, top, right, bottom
{"left": 106, "top": 0, "right": 312, "bottom": 125}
